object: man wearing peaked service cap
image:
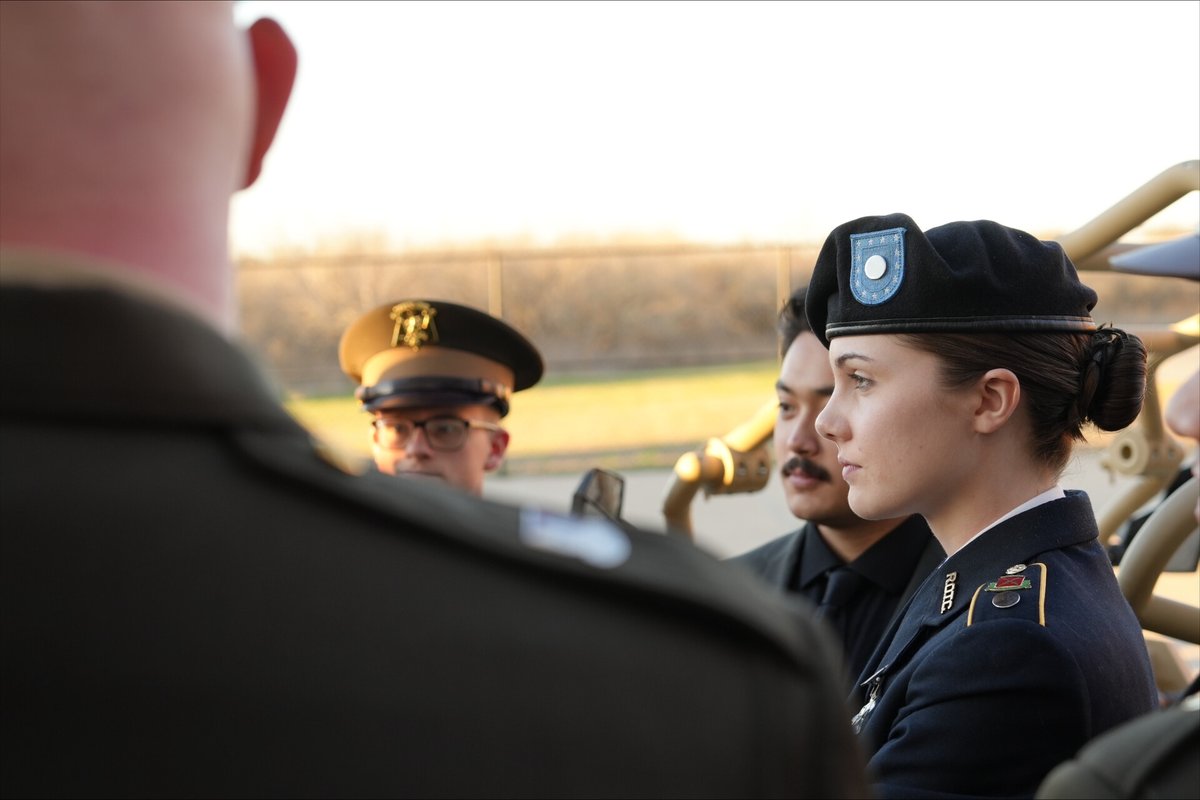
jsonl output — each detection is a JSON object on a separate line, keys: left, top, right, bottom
{"left": 340, "top": 299, "right": 543, "bottom": 495}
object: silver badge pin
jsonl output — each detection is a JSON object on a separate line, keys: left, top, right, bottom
{"left": 940, "top": 571, "right": 958, "bottom": 614}
{"left": 852, "top": 669, "right": 886, "bottom": 734}
{"left": 992, "top": 592, "right": 1021, "bottom": 608}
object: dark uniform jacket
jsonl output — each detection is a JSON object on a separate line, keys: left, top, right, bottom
{"left": 731, "top": 517, "right": 943, "bottom": 686}
{"left": 852, "top": 492, "right": 1158, "bottom": 799}
{"left": 0, "top": 268, "right": 868, "bottom": 799}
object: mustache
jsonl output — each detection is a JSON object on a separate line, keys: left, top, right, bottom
{"left": 781, "top": 456, "right": 831, "bottom": 482}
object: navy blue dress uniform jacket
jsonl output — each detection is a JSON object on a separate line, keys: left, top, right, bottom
{"left": 0, "top": 269, "right": 869, "bottom": 799}
{"left": 852, "top": 492, "right": 1158, "bottom": 799}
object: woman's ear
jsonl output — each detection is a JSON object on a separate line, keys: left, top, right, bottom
{"left": 973, "top": 368, "right": 1022, "bottom": 434}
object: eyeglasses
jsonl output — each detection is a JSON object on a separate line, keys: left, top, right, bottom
{"left": 372, "top": 415, "right": 503, "bottom": 452}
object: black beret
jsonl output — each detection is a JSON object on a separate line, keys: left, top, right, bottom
{"left": 805, "top": 213, "right": 1099, "bottom": 348}
{"left": 338, "top": 299, "right": 544, "bottom": 416}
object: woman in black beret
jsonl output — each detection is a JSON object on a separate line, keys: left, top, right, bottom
{"left": 805, "top": 213, "right": 1159, "bottom": 799}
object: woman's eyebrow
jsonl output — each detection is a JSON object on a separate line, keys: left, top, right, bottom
{"left": 833, "top": 352, "right": 873, "bottom": 368}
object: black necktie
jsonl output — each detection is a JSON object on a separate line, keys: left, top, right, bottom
{"left": 817, "top": 566, "right": 863, "bottom": 620}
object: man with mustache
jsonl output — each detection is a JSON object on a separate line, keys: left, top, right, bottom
{"left": 731, "top": 286, "right": 944, "bottom": 684}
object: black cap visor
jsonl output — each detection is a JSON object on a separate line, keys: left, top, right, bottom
{"left": 358, "top": 376, "right": 512, "bottom": 416}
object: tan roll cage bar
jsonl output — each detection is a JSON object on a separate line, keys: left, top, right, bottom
{"left": 661, "top": 160, "right": 1200, "bottom": 644}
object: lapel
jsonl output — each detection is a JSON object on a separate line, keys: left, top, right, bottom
{"left": 761, "top": 526, "right": 807, "bottom": 588}
{"left": 868, "top": 494, "right": 1098, "bottom": 675}
{"left": 880, "top": 536, "right": 945, "bottom": 633}
{"left": 732, "top": 526, "right": 807, "bottom": 589}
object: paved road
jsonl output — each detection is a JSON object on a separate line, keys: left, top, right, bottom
{"left": 486, "top": 445, "right": 1150, "bottom": 558}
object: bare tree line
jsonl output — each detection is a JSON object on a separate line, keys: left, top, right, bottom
{"left": 235, "top": 242, "right": 1197, "bottom": 397}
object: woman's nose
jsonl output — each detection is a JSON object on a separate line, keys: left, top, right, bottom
{"left": 815, "top": 399, "right": 842, "bottom": 443}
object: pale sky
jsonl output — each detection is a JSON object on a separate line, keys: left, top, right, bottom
{"left": 230, "top": 0, "right": 1200, "bottom": 257}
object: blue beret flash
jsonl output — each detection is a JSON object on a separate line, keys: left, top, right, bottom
{"left": 850, "top": 228, "right": 906, "bottom": 305}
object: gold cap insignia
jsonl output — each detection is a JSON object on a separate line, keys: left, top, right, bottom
{"left": 390, "top": 302, "right": 439, "bottom": 350}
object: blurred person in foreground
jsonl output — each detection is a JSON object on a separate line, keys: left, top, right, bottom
{"left": 0, "top": 3, "right": 868, "bottom": 797}
{"left": 339, "top": 299, "right": 542, "bottom": 496}
{"left": 731, "top": 286, "right": 943, "bottom": 686}
{"left": 807, "top": 212, "right": 1157, "bottom": 798}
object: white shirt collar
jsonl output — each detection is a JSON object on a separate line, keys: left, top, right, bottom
{"left": 954, "top": 485, "right": 1066, "bottom": 556}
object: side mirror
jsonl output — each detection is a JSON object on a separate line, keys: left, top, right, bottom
{"left": 571, "top": 468, "right": 625, "bottom": 522}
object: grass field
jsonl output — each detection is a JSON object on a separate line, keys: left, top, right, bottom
{"left": 286, "top": 359, "right": 782, "bottom": 468}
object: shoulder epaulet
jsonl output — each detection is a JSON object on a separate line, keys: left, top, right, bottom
{"left": 965, "top": 561, "right": 1047, "bottom": 626}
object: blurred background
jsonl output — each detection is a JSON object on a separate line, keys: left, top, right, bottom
{"left": 230, "top": 0, "right": 1199, "bottom": 258}
{"left": 229, "top": 0, "right": 1199, "bottom": 550}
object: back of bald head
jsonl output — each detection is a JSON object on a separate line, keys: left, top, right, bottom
{"left": 0, "top": 1, "right": 295, "bottom": 327}
{"left": 0, "top": 1, "right": 253, "bottom": 222}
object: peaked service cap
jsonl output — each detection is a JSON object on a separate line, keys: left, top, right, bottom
{"left": 339, "top": 299, "right": 543, "bottom": 416}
